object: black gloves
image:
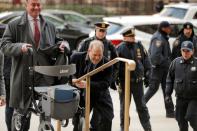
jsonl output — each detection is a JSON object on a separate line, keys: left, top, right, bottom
{"left": 144, "top": 78, "right": 149, "bottom": 88}
{"left": 144, "top": 70, "right": 150, "bottom": 87}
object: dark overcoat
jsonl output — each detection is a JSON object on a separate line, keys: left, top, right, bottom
{"left": 0, "top": 11, "right": 63, "bottom": 109}
{"left": 70, "top": 52, "right": 114, "bottom": 121}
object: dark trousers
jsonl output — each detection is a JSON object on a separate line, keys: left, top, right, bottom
{"left": 90, "top": 82, "right": 116, "bottom": 129}
{"left": 73, "top": 111, "right": 111, "bottom": 131}
{"left": 11, "top": 108, "right": 31, "bottom": 131}
{"left": 5, "top": 105, "right": 14, "bottom": 131}
{"left": 119, "top": 81, "right": 151, "bottom": 130}
{"left": 90, "top": 90, "right": 113, "bottom": 131}
{"left": 89, "top": 114, "right": 112, "bottom": 131}
{"left": 176, "top": 98, "right": 197, "bottom": 131}
{"left": 144, "top": 68, "right": 174, "bottom": 114}
{"left": 90, "top": 109, "right": 101, "bottom": 129}
{"left": 5, "top": 78, "right": 14, "bottom": 131}
{"left": 73, "top": 89, "right": 113, "bottom": 131}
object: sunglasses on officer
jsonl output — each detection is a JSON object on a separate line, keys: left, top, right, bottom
{"left": 98, "top": 29, "right": 107, "bottom": 32}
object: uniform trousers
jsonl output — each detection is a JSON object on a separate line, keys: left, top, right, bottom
{"left": 176, "top": 98, "right": 197, "bottom": 131}
{"left": 144, "top": 67, "right": 174, "bottom": 115}
{"left": 119, "top": 81, "right": 151, "bottom": 130}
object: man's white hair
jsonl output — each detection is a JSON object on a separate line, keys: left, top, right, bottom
{"left": 88, "top": 40, "right": 104, "bottom": 52}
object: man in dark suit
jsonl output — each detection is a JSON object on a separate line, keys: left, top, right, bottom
{"left": 71, "top": 40, "right": 114, "bottom": 131}
{"left": 78, "top": 22, "right": 118, "bottom": 129}
{"left": 0, "top": 0, "right": 69, "bottom": 130}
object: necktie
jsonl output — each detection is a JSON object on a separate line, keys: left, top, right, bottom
{"left": 33, "top": 19, "right": 40, "bottom": 48}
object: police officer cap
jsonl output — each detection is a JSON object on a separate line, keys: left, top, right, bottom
{"left": 159, "top": 21, "right": 170, "bottom": 28}
{"left": 95, "top": 22, "right": 110, "bottom": 29}
{"left": 183, "top": 22, "right": 193, "bottom": 29}
{"left": 181, "top": 41, "right": 194, "bottom": 51}
{"left": 122, "top": 28, "right": 135, "bottom": 37}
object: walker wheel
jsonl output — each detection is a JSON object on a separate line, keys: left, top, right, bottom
{"left": 14, "top": 115, "right": 22, "bottom": 131}
{"left": 61, "top": 119, "right": 69, "bottom": 127}
{"left": 38, "top": 121, "right": 54, "bottom": 131}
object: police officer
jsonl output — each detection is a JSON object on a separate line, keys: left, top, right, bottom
{"left": 78, "top": 22, "right": 118, "bottom": 129}
{"left": 166, "top": 41, "right": 197, "bottom": 131}
{"left": 117, "top": 28, "right": 152, "bottom": 131}
{"left": 71, "top": 40, "right": 114, "bottom": 131}
{"left": 144, "top": 21, "right": 174, "bottom": 118}
{"left": 78, "top": 22, "right": 118, "bottom": 89}
{"left": 171, "top": 22, "right": 197, "bottom": 60}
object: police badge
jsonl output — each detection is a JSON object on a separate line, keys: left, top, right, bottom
{"left": 191, "top": 66, "right": 196, "bottom": 71}
{"left": 156, "top": 40, "right": 162, "bottom": 47}
{"left": 137, "top": 48, "right": 142, "bottom": 58}
{"left": 173, "top": 40, "right": 179, "bottom": 47}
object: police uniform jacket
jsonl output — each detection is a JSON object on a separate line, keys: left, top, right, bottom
{"left": 0, "top": 11, "right": 64, "bottom": 109}
{"left": 148, "top": 31, "right": 171, "bottom": 68}
{"left": 70, "top": 51, "right": 114, "bottom": 120}
{"left": 0, "top": 51, "right": 5, "bottom": 96}
{"left": 166, "top": 56, "right": 197, "bottom": 99}
{"left": 117, "top": 41, "right": 151, "bottom": 83}
{"left": 171, "top": 34, "right": 197, "bottom": 60}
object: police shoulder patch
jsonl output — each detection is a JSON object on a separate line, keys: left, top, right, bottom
{"left": 155, "top": 40, "right": 162, "bottom": 47}
{"left": 173, "top": 40, "right": 179, "bottom": 47}
{"left": 144, "top": 48, "right": 148, "bottom": 55}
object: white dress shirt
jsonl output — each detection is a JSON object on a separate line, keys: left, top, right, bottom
{"left": 27, "top": 14, "right": 41, "bottom": 37}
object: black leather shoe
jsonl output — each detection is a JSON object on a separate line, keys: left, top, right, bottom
{"left": 145, "top": 128, "right": 152, "bottom": 131}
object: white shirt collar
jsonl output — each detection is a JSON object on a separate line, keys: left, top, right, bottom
{"left": 28, "top": 14, "right": 40, "bottom": 21}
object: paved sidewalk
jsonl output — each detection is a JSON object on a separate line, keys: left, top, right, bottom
{"left": 0, "top": 88, "right": 192, "bottom": 131}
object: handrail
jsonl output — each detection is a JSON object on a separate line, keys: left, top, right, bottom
{"left": 57, "top": 57, "right": 136, "bottom": 131}
{"left": 76, "top": 57, "right": 135, "bottom": 81}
